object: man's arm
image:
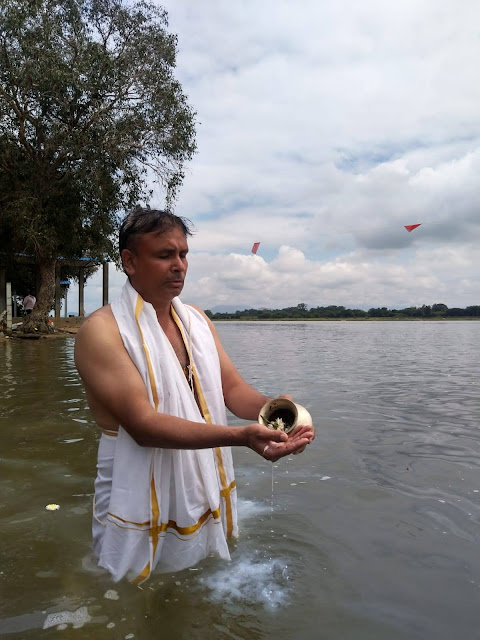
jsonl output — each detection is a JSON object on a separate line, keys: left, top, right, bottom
{"left": 74, "top": 306, "right": 304, "bottom": 458}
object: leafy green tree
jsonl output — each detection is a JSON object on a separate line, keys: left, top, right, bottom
{"left": 0, "top": 0, "right": 196, "bottom": 332}
{"left": 432, "top": 303, "right": 448, "bottom": 314}
{"left": 466, "top": 306, "right": 480, "bottom": 316}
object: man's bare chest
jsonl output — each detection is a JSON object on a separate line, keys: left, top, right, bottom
{"left": 164, "top": 324, "right": 189, "bottom": 369}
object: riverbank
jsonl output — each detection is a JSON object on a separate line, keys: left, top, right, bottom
{"left": 49, "top": 316, "right": 84, "bottom": 333}
{"left": 0, "top": 316, "right": 84, "bottom": 341}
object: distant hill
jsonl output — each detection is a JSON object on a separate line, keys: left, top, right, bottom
{"left": 207, "top": 304, "right": 260, "bottom": 314}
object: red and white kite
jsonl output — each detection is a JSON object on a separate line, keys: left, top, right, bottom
{"left": 404, "top": 224, "right": 421, "bottom": 232}
{"left": 251, "top": 242, "right": 261, "bottom": 254}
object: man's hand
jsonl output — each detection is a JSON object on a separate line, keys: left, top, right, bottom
{"left": 245, "top": 423, "right": 315, "bottom": 462}
{"left": 264, "top": 424, "right": 315, "bottom": 462}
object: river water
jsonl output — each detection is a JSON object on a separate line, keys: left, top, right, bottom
{"left": 1, "top": 321, "right": 480, "bottom": 639}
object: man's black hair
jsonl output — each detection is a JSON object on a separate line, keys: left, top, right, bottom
{"left": 119, "top": 207, "right": 194, "bottom": 255}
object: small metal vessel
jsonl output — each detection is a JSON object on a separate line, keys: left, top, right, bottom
{"left": 258, "top": 398, "right": 313, "bottom": 433}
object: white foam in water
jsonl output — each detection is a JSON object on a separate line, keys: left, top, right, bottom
{"left": 202, "top": 554, "right": 291, "bottom": 610}
{"left": 237, "top": 498, "right": 271, "bottom": 520}
{"left": 43, "top": 606, "right": 91, "bottom": 630}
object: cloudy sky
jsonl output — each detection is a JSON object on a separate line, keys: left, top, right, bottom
{"left": 69, "top": 0, "right": 480, "bottom": 315}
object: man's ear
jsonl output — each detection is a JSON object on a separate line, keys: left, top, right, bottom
{"left": 121, "top": 249, "right": 136, "bottom": 277}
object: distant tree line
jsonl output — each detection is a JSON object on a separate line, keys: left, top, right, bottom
{"left": 204, "top": 303, "right": 480, "bottom": 320}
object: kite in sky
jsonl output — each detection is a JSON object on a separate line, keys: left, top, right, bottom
{"left": 251, "top": 242, "right": 261, "bottom": 254}
{"left": 404, "top": 224, "right": 421, "bottom": 232}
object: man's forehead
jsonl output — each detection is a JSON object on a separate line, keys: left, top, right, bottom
{"left": 148, "top": 227, "right": 188, "bottom": 246}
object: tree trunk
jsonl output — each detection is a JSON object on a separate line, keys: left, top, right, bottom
{"left": 22, "top": 257, "right": 57, "bottom": 334}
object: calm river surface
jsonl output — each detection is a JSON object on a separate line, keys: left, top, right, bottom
{"left": 1, "top": 321, "right": 480, "bottom": 639}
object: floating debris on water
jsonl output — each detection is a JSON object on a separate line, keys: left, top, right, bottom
{"left": 104, "top": 589, "right": 120, "bottom": 600}
{"left": 45, "top": 504, "right": 60, "bottom": 511}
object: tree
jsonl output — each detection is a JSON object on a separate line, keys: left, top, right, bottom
{"left": 432, "top": 303, "right": 448, "bottom": 314}
{"left": 0, "top": 0, "right": 196, "bottom": 332}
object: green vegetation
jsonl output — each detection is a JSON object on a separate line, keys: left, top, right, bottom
{"left": 0, "top": 0, "right": 195, "bottom": 332}
{"left": 205, "top": 303, "right": 480, "bottom": 320}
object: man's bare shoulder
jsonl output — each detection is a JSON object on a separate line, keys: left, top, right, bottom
{"left": 76, "top": 305, "right": 119, "bottom": 342}
{"left": 187, "top": 303, "right": 208, "bottom": 317}
{"left": 185, "top": 303, "right": 216, "bottom": 329}
{"left": 82, "top": 304, "right": 114, "bottom": 325}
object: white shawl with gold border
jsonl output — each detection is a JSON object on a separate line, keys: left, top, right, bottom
{"left": 97, "top": 280, "right": 237, "bottom": 583}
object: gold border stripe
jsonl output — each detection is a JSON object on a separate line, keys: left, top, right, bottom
{"left": 134, "top": 293, "right": 162, "bottom": 582}
{"left": 130, "top": 507, "right": 223, "bottom": 585}
{"left": 171, "top": 306, "right": 235, "bottom": 539}
{"left": 132, "top": 562, "right": 151, "bottom": 585}
{"left": 130, "top": 303, "right": 236, "bottom": 585}
{"left": 134, "top": 295, "right": 159, "bottom": 410}
{"left": 153, "top": 506, "right": 221, "bottom": 537}
{"left": 107, "top": 512, "right": 150, "bottom": 528}
{"left": 150, "top": 473, "right": 160, "bottom": 559}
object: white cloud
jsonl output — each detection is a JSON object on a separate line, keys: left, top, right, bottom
{"left": 71, "top": 0, "right": 480, "bottom": 315}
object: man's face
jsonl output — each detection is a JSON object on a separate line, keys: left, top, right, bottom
{"left": 121, "top": 226, "right": 189, "bottom": 305}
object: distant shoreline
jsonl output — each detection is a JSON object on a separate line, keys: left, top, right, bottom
{"left": 212, "top": 316, "right": 480, "bottom": 322}
{"left": 2, "top": 315, "right": 479, "bottom": 343}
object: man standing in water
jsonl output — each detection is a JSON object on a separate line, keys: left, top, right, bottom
{"left": 74, "top": 208, "right": 315, "bottom": 583}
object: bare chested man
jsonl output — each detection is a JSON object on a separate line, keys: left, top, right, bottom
{"left": 74, "top": 208, "right": 315, "bottom": 581}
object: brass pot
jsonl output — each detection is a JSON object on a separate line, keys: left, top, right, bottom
{"left": 258, "top": 398, "right": 313, "bottom": 434}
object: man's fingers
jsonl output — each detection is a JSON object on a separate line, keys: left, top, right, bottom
{"left": 264, "top": 436, "right": 310, "bottom": 458}
{"left": 289, "top": 425, "right": 315, "bottom": 441}
{"left": 265, "top": 429, "right": 288, "bottom": 443}
{"left": 292, "top": 445, "right": 307, "bottom": 455}
{"left": 255, "top": 421, "right": 315, "bottom": 461}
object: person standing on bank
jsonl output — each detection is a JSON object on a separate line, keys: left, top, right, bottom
{"left": 74, "top": 208, "right": 315, "bottom": 584}
{"left": 23, "top": 294, "right": 36, "bottom": 315}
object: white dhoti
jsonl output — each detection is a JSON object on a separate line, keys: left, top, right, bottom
{"left": 92, "top": 430, "right": 117, "bottom": 561}
{"left": 92, "top": 281, "right": 238, "bottom": 583}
